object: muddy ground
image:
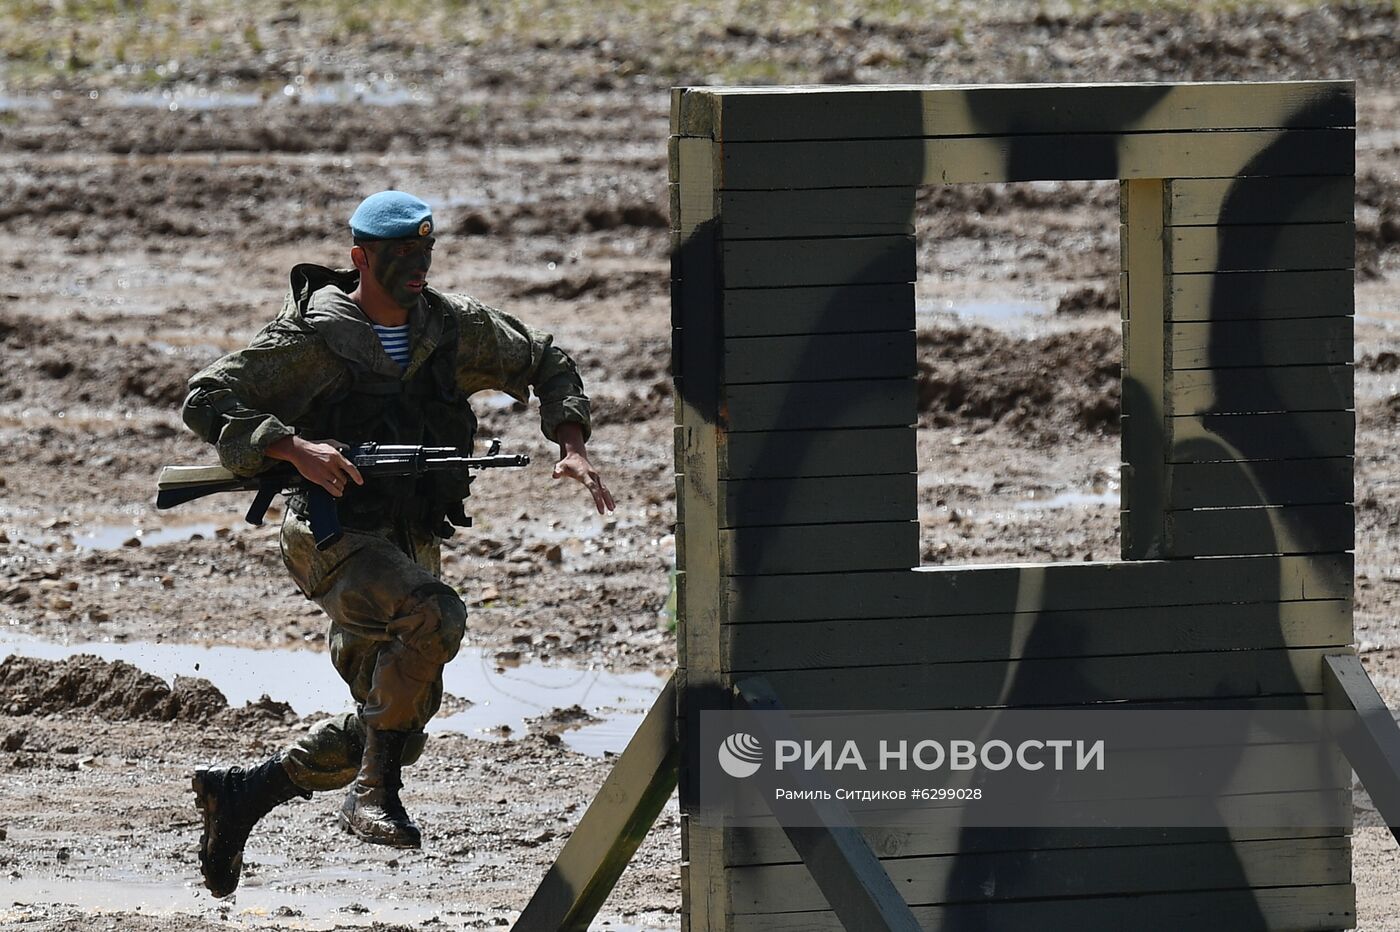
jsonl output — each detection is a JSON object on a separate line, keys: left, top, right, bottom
{"left": 1, "top": 1, "right": 1399, "bottom": 929}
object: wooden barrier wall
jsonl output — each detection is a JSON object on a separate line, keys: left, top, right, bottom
{"left": 671, "top": 81, "right": 1356, "bottom": 932}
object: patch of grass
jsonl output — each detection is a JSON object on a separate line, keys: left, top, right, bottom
{"left": 0, "top": 0, "right": 1383, "bottom": 91}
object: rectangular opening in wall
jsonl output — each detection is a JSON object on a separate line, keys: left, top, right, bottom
{"left": 915, "top": 180, "right": 1123, "bottom": 566}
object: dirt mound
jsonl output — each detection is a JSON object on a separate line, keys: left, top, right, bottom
{"left": 0, "top": 654, "right": 227, "bottom": 723}
{"left": 917, "top": 323, "right": 1120, "bottom": 438}
{"left": 1056, "top": 283, "right": 1119, "bottom": 315}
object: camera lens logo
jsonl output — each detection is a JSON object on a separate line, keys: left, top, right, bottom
{"left": 718, "top": 733, "right": 763, "bottom": 779}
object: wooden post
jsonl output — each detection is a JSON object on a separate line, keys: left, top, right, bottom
{"left": 513, "top": 674, "right": 680, "bottom": 932}
{"left": 1323, "top": 653, "right": 1400, "bottom": 845}
{"left": 734, "top": 676, "right": 923, "bottom": 932}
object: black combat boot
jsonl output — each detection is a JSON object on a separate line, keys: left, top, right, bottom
{"left": 192, "top": 756, "right": 310, "bottom": 898}
{"left": 338, "top": 727, "right": 422, "bottom": 848}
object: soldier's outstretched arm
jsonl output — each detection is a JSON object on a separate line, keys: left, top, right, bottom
{"left": 445, "top": 295, "right": 605, "bottom": 510}
{"left": 552, "top": 421, "right": 615, "bottom": 514}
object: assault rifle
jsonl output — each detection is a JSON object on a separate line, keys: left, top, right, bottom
{"left": 155, "top": 441, "right": 529, "bottom": 551}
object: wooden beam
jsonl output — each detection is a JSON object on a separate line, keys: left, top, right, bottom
{"left": 729, "top": 837, "right": 1351, "bottom": 913}
{"left": 1169, "top": 224, "right": 1353, "bottom": 273}
{"left": 725, "top": 332, "right": 916, "bottom": 384}
{"left": 728, "top": 806, "right": 1351, "bottom": 865}
{"left": 724, "top": 379, "right": 916, "bottom": 433}
{"left": 513, "top": 675, "right": 679, "bottom": 932}
{"left": 687, "top": 81, "right": 1355, "bottom": 141}
{"left": 722, "top": 284, "right": 915, "bottom": 338}
{"left": 1323, "top": 651, "right": 1400, "bottom": 845}
{"left": 1161, "top": 503, "right": 1354, "bottom": 557}
{"left": 718, "top": 129, "right": 1354, "bottom": 189}
{"left": 721, "top": 474, "right": 917, "bottom": 528}
{"left": 722, "top": 236, "right": 915, "bottom": 288}
{"left": 1121, "top": 178, "right": 1169, "bottom": 560}
{"left": 1169, "top": 318, "right": 1352, "bottom": 369}
{"left": 723, "top": 600, "right": 1351, "bottom": 671}
{"left": 726, "top": 554, "right": 1354, "bottom": 623}
{"left": 721, "top": 188, "right": 917, "bottom": 239}
{"left": 747, "top": 647, "right": 1338, "bottom": 709}
{"left": 1169, "top": 269, "right": 1354, "bottom": 321}
{"left": 1170, "top": 317, "right": 1355, "bottom": 369}
{"left": 1167, "top": 411, "right": 1354, "bottom": 461}
{"left": 723, "top": 522, "right": 919, "bottom": 575}
{"left": 671, "top": 132, "right": 729, "bottom": 931}
{"left": 729, "top": 884, "right": 1356, "bottom": 932}
{"left": 1159, "top": 458, "right": 1353, "bottom": 510}
{"left": 1168, "top": 366, "right": 1354, "bottom": 416}
{"left": 1166, "top": 177, "right": 1354, "bottom": 226}
{"left": 723, "top": 427, "right": 919, "bottom": 479}
{"left": 733, "top": 676, "right": 923, "bottom": 932}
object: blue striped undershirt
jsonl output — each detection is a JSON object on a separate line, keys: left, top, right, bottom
{"left": 372, "top": 323, "right": 411, "bottom": 368}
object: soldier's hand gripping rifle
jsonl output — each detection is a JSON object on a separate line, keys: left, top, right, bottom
{"left": 155, "top": 441, "right": 529, "bottom": 551}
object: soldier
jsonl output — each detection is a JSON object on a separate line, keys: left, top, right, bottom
{"left": 183, "top": 190, "right": 613, "bottom": 897}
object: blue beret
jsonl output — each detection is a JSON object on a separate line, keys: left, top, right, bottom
{"left": 349, "top": 190, "right": 434, "bottom": 240}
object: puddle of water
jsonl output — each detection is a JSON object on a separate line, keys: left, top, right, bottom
{"left": 70, "top": 522, "right": 224, "bottom": 550}
{"left": 0, "top": 631, "right": 665, "bottom": 757}
{"left": 100, "top": 81, "right": 430, "bottom": 111}
{"left": 106, "top": 89, "right": 265, "bottom": 110}
{"left": 0, "top": 871, "right": 671, "bottom": 930}
{"left": 0, "top": 873, "right": 442, "bottom": 930}
{"left": 919, "top": 298, "right": 1054, "bottom": 322}
{"left": 1014, "top": 490, "right": 1120, "bottom": 511}
{"left": 0, "top": 94, "right": 53, "bottom": 112}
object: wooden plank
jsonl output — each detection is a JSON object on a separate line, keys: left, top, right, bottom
{"left": 1169, "top": 318, "right": 1352, "bottom": 369}
{"left": 1162, "top": 458, "right": 1353, "bottom": 510}
{"left": 721, "top": 188, "right": 917, "bottom": 239}
{"left": 671, "top": 133, "right": 728, "bottom": 931}
{"left": 696, "top": 81, "right": 1354, "bottom": 141}
{"left": 723, "top": 600, "right": 1351, "bottom": 671}
{"left": 1169, "top": 365, "right": 1354, "bottom": 416}
{"left": 1324, "top": 651, "right": 1400, "bottom": 844}
{"left": 1169, "top": 269, "right": 1354, "bottom": 321}
{"left": 728, "top": 803, "right": 1352, "bottom": 866}
{"left": 724, "top": 380, "right": 915, "bottom": 433}
{"left": 721, "top": 474, "right": 917, "bottom": 528}
{"left": 723, "top": 522, "right": 919, "bottom": 575}
{"left": 725, "top": 332, "right": 915, "bottom": 384}
{"left": 721, "top": 236, "right": 915, "bottom": 289}
{"left": 1167, "top": 411, "right": 1354, "bottom": 461}
{"left": 1121, "top": 178, "right": 1169, "bottom": 560}
{"left": 1162, "top": 504, "right": 1354, "bottom": 557}
{"left": 1170, "top": 223, "right": 1353, "bottom": 273}
{"left": 1167, "top": 177, "right": 1354, "bottom": 226}
{"left": 726, "top": 553, "right": 1353, "bottom": 623}
{"left": 730, "top": 885, "right": 1356, "bottom": 932}
{"left": 729, "top": 837, "right": 1351, "bottom": 913}
{"left": 718, "top": 129, "right": 1354, "bottom": 189}
{"left": 673, "top": 87, "right": 716, "bottom": 138}
{"left": 724, "top": 427, "right": 918, "bottom": 479}
{"left": 514, "top": 675, "right": 678, "bottom": 932}
{"left": 748, "top": 647, "right": 1337, "bottom": 709}
{"left": 733, "top": 676, "right": 923, "bottom": 932}
{"left": 723, "top": 284, "right": 915, "bottom": 338}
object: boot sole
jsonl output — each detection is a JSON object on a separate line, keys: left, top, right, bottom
{"left": 337, "top": 810, "right": 422, "bottom": 849}
{"left": 191, "top": 769, "right": 239, "bottom": 898}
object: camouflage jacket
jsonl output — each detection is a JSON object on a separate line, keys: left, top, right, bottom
{"left": 182, "top": 264, "right": 591, "bottom": 477}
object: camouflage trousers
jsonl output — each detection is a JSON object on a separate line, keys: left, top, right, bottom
{"left": 274, "top": 510, "right": 467, "bottom": 792}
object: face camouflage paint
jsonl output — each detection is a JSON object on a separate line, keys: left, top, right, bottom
{"left": 368, "top": 237, "right": 434, "bottom": 309}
